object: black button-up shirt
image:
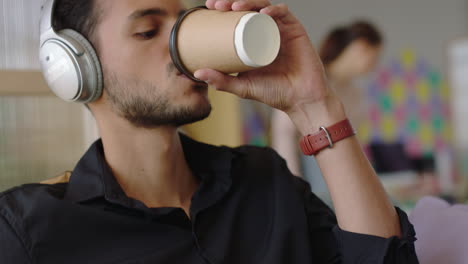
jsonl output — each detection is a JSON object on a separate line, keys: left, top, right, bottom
{"left": 0, "top": 134, "right": 419, "bottom": 263}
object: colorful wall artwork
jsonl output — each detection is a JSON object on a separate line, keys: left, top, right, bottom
{"left": 241, "top": 49, "right": 454, "bottom": 163}
{"left": 358, "top": 50, "right": 453, "bottom": 157}
{"left": 241, "top": 100, "right": 271, "bottom": 146}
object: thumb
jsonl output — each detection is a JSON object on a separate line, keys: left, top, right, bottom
{"left": 194, "top": 69, "right": 251, "bottom": 98}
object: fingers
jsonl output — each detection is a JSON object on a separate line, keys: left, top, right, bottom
{"left": 260, "top": 4, "right": 298, "bottom": 24}
{"left": 232, "top": 0, "right": 272, "bottom": 11}
{"left": 205, "top": 0, "right": 272, "bottom": 12}
{"left": 260, "top": 4, "right": 288, "bottom": 17}
{"left": 194, "top": 69, "right": 250, "bottom": 98}
{"left": 205, "top": 0, "right": 234, "bottom": 11}
{"left": 205, "top": 0, "right": 216, "bottom": 9}
{"left": 205, "top": 1, "right": 298, "bottom": 26}
{"left": 194, "top": 69, "right": 235, "bottom": 90}
{"left": 216, "top": 1, "right": 234, "bottom": 11}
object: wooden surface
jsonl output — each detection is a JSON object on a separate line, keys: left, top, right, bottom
{"left": 0, "top": 70, "right": 52, "bottom": 96}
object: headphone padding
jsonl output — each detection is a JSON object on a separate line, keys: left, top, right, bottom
{"left": 60, "top": 29, "right": 103, "bottom": 103}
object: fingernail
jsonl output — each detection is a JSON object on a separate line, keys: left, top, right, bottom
{"left": 194, "top": 72, "right": 209, "bottom": 84}
{"left": 194, "top": 71, "right": 203, "bottom": 79}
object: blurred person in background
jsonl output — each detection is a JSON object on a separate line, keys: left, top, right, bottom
{"left": 272, "top": 20, "right": 383, "bottom": 176}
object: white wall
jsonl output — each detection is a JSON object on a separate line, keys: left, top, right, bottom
{"left": 275, "top": 0, "right": 468, "bottom": 72}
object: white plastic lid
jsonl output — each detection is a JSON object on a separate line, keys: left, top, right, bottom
{"left": 234, "top": 13, "right": 281, "bottom": 68}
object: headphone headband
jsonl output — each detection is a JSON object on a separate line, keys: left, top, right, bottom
{"left": 40, "top": 0, "right": 55, "bottom": 40}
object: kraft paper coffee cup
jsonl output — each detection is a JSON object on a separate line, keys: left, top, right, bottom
{"left": 170, "top": 7, "right": 281, "bottom": 82}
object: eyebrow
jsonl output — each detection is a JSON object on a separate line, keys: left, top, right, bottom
{"left": 128, "top": 8, "right": 169, "bottom": 20}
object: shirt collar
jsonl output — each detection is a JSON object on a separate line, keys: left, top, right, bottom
{"left": 64, "top": 133, "right": 239, "bottom": 212}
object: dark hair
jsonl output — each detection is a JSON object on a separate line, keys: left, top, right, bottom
{"left": 53, "top": 0, "right": 102, "bottom": 109}
{"left": 319, "top": 21, "right": 383, "bottom": 66}
{"left": 53, "top": 0, "right": 101, "bottom": 44}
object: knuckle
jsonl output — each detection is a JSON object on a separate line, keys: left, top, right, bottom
{"left": 239, "top": 89, "right": 252, "bottom": 99}
{"left": 277, "top": 3, "right": 288, "bottom": 11}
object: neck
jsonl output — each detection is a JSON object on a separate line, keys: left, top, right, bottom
{"left": 93, "top": 107, "right": 198, "bottom": 213}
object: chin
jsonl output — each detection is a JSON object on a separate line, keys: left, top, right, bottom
{"left": 192, "top": 95, "right": 211, "bottom": 114}
{"left": 175, "top": 101, "right": 212, "bottom": 127}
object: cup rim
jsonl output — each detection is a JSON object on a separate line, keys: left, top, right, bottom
{"left": 169, "top": 6, "right": 207, "bottom": 83}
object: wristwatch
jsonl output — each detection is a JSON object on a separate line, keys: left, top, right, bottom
{"left": 299, "top": 119, "right": 356, "bottom": 156}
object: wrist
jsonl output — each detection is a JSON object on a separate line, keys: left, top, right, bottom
{"left": 286, "top": 94, "right": 347, "bottom": 136}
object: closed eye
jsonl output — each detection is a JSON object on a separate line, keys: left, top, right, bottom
{"left": 135, "top": 29, "right": 159, "bottom": 40}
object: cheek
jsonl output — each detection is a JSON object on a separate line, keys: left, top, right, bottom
{"left": 131, "top": 46, "right": 166, "bottom": 74}
{"left": 361, "top": 58, "right": 375, "bottom": 72}
{"left": 101, "top": 44, "right": 170, "bottom": 83}
{"left": 356, "top": 53, "right": 377, "bottom": 74}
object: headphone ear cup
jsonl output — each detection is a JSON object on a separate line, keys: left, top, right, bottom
{"left": 59, "top": 29, "right": 103, "bottom": 103}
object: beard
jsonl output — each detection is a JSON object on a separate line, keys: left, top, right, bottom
{"left": 103, "top": 65, "right": 211, "bottom": 128}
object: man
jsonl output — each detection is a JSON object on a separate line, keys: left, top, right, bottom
{"left": 0, "top": 0, "right": 418, "bottom": 263}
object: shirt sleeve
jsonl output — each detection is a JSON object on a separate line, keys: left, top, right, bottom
{"left": 0, "top": 212, "right": 31, "bottom": 263}
{"left": 293, "top": 177, "right": 419, "bottom": 264}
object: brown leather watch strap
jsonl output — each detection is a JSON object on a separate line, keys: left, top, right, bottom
{"left": 300, "top": 119, "right": 356, "bottom": 156}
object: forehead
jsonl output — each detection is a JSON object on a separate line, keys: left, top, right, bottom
{"left": 99, "top": 0, "right": 185, "bottom": 19}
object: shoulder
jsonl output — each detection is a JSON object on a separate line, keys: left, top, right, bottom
{"left": 0, "top": 183, "right": 66, "bottom": 262}
{"left": 0, "top": 181, "right": 68, "bottom": 252}
{"left": 234, "top": 144, "right": 286, "bottom": 163}
{"left": 1, "top": 171, "right": 70, "bottom": 200}
{"left": 1, "top": 171, "right": 71, "bottom": 200}
{"left": 229, "top": 144, "right": 300, "bottom": 186}
{"left": 232, "top": 144, "right": 314, "bottom": 193}
{"left": 0, "top": 179, "right": 69, "bottom": 220}
{"left": 0, "top": 182, "right": 67, "bottom": 200}
{"left": 232, "top": 145, "right": 290, "bottom": 172}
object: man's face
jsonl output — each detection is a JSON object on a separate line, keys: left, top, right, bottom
{"left": 94, "top": 0, "right": 211, "bottom": 128}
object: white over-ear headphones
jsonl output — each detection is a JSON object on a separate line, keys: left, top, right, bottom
{"left": 39, "top": 0, "right": 103, "bottom": 103}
